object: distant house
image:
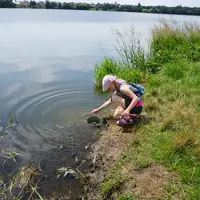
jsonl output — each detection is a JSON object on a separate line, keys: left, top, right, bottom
{"left": 37, "top": 1, "right": 45, "bottom": 8}
{"left": 90, "top": 3, "right": 96, "bottom": 8}
{"left": 14, "top": 1, "right": 20, "bottom": 5}
{"left": 115, "top": 3, "right": 120, "bottom": 8}
{"left": 16, "top": 1, "right": 29, "bottom": 8}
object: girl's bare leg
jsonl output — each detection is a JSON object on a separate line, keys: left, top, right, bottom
{"left": 113, "top": 106, "right": 124, "bottom": 119}
{"left": 111, "top": 94, "right": 125, "bottom": 119}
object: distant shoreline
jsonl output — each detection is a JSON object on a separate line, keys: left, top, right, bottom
{"left": 1, "top": 1, "right": 200, "bottom": 16}
{"left": 1, "top": 8, "right": 200, "bottom": 19}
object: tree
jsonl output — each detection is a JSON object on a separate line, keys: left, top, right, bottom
{"left": 51, "top": 1, "right": 58, "bottom": 9}
{"left": 62, "top": 2, "right": 73, "bottom": 9}
{"left": 0, "top": 0, "right": 16, "bottom": 8}
{"left": 30, "top": 1, "right": 36, "bottom": 8}
{"left": 0, "top": 0, "right": 200, "bottom": 17}
{"left": 58, "top": 2, "right": 62, "bottom": 9}
{"left": 45, "top": 0, "right": 51, "bottom": 9}
{"left": 76, "top": 3, "right": 90, "bottom": 10}
{"left": 135, "top": 3, "right": 142, "bottom": 12}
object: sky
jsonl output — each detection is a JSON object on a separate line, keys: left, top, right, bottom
{"left": 35, "top": 0, "right": 200, "bottom": 7}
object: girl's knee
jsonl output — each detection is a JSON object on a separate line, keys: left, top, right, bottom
{"left": 112, "top": 94, "right": 125, "bottom": 106}
{"left": 113, "top": 106, "right": 124, "bottom": 119}
{"left": 111, "top": 94, "right": 119, "bottom": 103}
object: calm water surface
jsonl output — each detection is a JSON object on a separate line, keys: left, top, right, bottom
{"left": 0, "top": 9, "right": 200, "bottom": 198}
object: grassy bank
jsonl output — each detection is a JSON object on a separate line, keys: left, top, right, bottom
{"left": 95, "top": 21, "right": 200, "bottom": 88}
{"left": 94, "top": 22, "right": 200, "bottom": 199}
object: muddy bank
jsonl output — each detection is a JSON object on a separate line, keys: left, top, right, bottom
{"left": 88, "top": 121, "right": 133, "bottom": 199}
{"left": 87, "top": 120, "right": 178, "bottom": 199}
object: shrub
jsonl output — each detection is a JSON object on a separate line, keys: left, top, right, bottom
{"left": 94, "top": 58, "right": 142, "bottom": 89}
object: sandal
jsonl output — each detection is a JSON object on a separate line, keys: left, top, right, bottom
{"left": 117, "top": 116, "right": 133, "bottom": 127}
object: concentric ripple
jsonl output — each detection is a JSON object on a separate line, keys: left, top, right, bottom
{"left": 1, "top": 83, "right": 105, "bottom": 169}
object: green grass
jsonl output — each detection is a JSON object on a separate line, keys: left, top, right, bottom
{"left": 118, "top": 193, "right": 134, "bottom": 200}
{"left": 99, "top": 60, "right": 200, "bottom": 199}
{"left": 94, "top": 57, "right": 142, "bottom": 89}
{"left": 141, "top": 61, "right": 200, "bottom": 199}
{"left": 94, "top": 22, "right": 200, "bottom": 89}
{"left": 100, "top": 169, "right": 127, "bottom": 198}
{"left": 151, "top": 21, "right": 200, "bottom": 67}
{"left": 95, "top": 21, "right": 200, "bottom": 199}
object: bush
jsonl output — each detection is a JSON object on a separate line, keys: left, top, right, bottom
{"left": 94, "top": 58, "right": 142, "bottom": 89}
{"left": 94, "top": 58, "right": 120, "bottom": 89}
{"left": 117, "top": 66, "right": 142, "bottom": 84}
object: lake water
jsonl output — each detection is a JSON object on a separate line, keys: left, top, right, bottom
{"left": 0, "top": 9, "right": 200, "bottom": 198}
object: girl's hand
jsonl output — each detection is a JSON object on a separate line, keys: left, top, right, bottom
{"left": 122, "top": 109, "right": 130, "bottom": 116}
{"left": 91, "top": 109, "right": 99, "bottom": 114}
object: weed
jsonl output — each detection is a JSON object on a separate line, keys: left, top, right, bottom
{"left": 1, "top": 147, "right": 20, "bottom": 163}
{"left": 118, "top": 192, "right": 134, "bottom": 200}
{"left": 100, "top": 170, "right": 127, "bottom": 198}
{"left": 115, "top": 27, "right": 148, "bottom": 72}
{"left": 174, "top": 131, "right": 199, "bottom": 152}
{"left": 135, "top": 156, "right": 150, "bottom": 169}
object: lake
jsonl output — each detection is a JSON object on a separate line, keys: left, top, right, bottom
{"left": 0, "top": 9, "right": 200, "bottom": 198}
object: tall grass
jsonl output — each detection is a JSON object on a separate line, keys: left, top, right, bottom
{"left": 151, "top": 21, "right": 200, "bottom": 66}
{"left": 115, "top": 27, "right": 147, "bottom": 71}
{"left": 94, "top": 21, "right": 200, "bottom": 89}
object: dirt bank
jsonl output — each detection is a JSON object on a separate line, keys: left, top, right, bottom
{"left": 87, "top": 120, "right": 178, "bottom": 199}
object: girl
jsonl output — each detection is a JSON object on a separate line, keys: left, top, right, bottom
{"left": 92, "top": 75, "right": 144, "bottom": 126}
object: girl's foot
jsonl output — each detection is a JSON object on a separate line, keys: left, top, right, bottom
{"left": 116, "top": 116, "right": 133, "bottom": 127}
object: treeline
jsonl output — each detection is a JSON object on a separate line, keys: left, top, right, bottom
{"left": 0, "top": 0, "right": 16, "bottom": 8}
{"left": 1, "top": 0, "right": 200, "bottom": 16}
{"left": 43, "top": 2, "right": 200, "bottom": 16}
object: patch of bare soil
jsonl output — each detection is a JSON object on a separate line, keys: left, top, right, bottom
{"left": 87, "top": 121, "right": 177, "bottom": 200}
{"left": 120, "top": 164, "right": 175, "bottom": 200}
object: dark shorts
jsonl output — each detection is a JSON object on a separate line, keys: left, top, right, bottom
{"left": 130, "top": 106, "right": 143, "bottom": 114}
{"left": 125, "top": 99, "right": 143, "bottom": 114}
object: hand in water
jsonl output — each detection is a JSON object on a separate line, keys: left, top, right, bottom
{"left": 91, "top": 109, "right": 99, "bottom": 114}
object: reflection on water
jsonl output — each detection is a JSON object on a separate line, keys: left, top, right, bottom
{"left": 0, "top": 69, "right": 104, "bottom": 153}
